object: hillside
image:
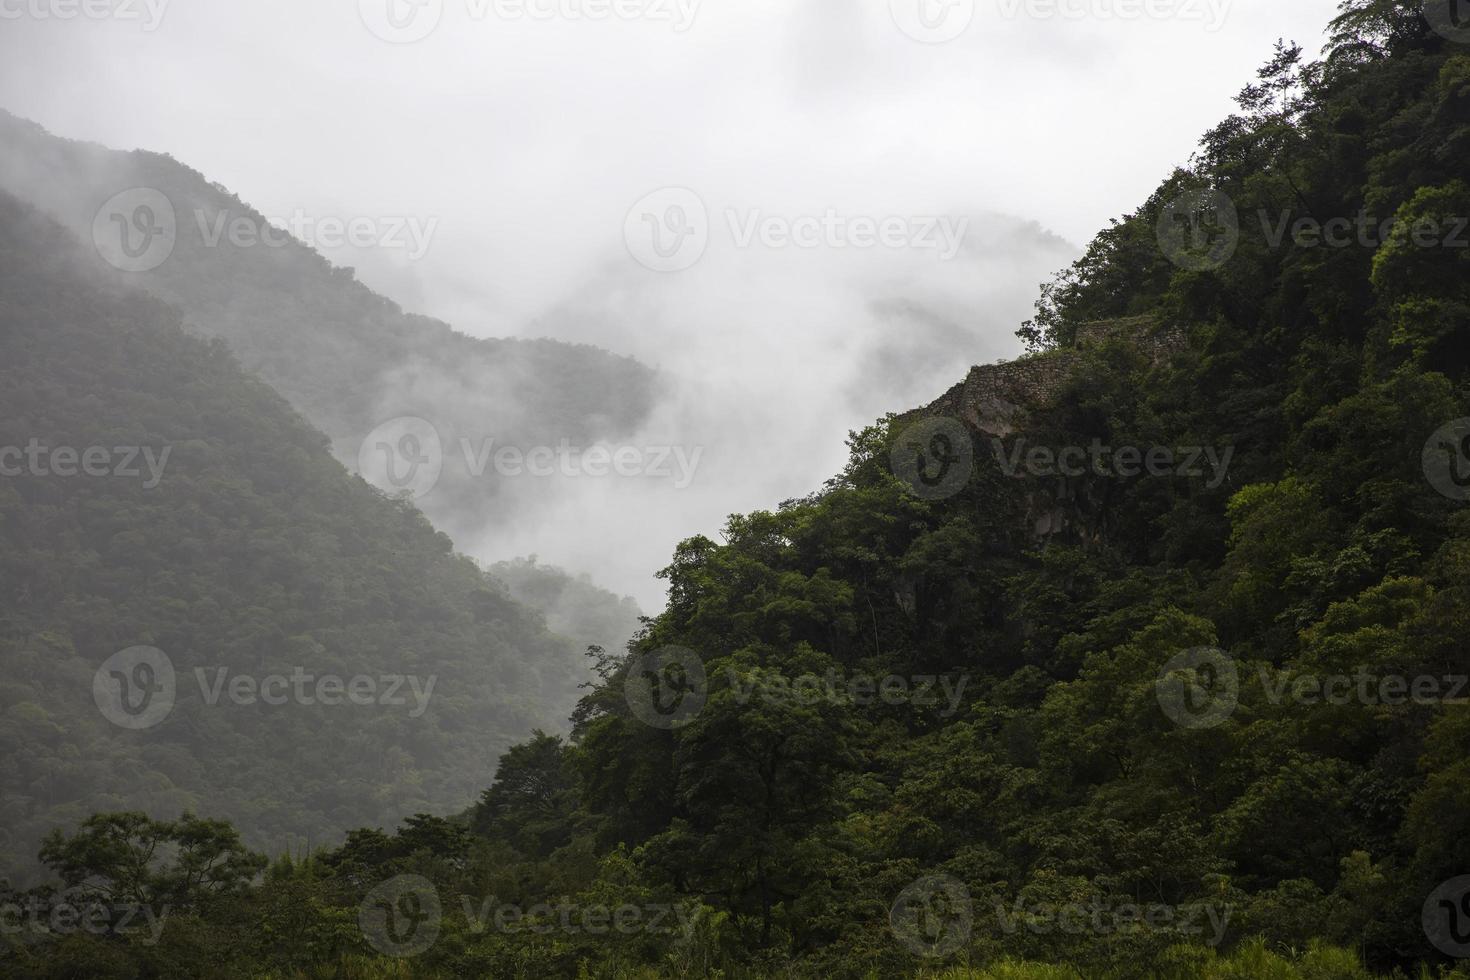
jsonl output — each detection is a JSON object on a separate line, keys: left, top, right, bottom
{"left": 0, "top": 110, "right": 662, "bottom": 563}
{"left": 5, "top": 2, "right": 1470, "bottom": 978}
{"left": 0, "top": 189, "right": 587, "bottom": 882}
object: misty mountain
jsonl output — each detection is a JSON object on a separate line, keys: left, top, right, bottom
{"left": 0, "top": 189, "right": 592, "bottom": 881}
{"left": 0, "top": 111, "right": 659, "bottom": 607}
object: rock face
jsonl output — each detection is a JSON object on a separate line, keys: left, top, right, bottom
{"left": 896, "top": 316, "right": 1187, "bottom": 540}
{"left": 901, "top": 316, "right": 1184, "bottom": 437}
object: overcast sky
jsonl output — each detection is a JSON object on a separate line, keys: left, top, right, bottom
{"left": 0, "top": 0, "right": 1343, "bottom": 609}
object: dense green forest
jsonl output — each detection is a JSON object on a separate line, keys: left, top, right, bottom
{"left": 0, "top": 191, "right": 592, "bottom": 886}
{"left": 7, "top": 0, "right": 1470, "bottom": 977}
{"left": 0, "top": 109, "right": 663, "bottom": 552}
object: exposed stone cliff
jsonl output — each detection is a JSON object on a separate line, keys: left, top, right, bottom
{"left": 901, "top": 315, "right": 1185, "bottom": 437}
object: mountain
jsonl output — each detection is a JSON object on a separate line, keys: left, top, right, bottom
{"left": 0, "top": 189, "right": 589, "bottom": 882}
{"left": 6, "top": 3, "right": 1470, "bottom": 978}
{"left": 0, "top": 110, "right": 662, "bottom": 579}
{"left": 488, "top": 556, "right": 645, "bottom": 664}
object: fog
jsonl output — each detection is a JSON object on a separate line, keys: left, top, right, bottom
{"left": 0, "top": 0, "right": 1341, "bottom": 609}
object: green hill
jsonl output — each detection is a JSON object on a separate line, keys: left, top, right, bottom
{"left": 6, "top": 2, "right": 1470, "bottom": 977}
{"left": 0, "top": 110, "right": 662, "bottom": 552}
{"left": 0, "top": 189, "right": 587, "bottom": 882}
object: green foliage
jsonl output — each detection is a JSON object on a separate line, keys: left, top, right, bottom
{"left": 0, "top": 193, "right": 586, "bottom": 883}
{"left": 8, "top": 2, "right": 1470, "bottom": 977}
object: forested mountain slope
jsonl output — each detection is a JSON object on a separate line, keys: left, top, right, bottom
{"left": 6, "top": 2, "right": 1470, "bottom": 978}
{"left": 0, "top": 190, "right": 586, "bottom": 882}
{"left": 446, "top": 3, "right": 1470, "bottom": 975}
{"left": 0, "top": 111, "right": 662, "bottom": 556}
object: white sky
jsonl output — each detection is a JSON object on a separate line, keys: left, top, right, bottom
{"left": 0, "top": 0, "right": 1343, "bottom": 609}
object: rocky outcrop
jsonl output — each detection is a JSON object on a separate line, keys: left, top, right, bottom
{"left": 900, "top": 316, "right": 1184, "bottom": 437}
{"left": 894, "top": 316, "right": 1187, "bottom": 540}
